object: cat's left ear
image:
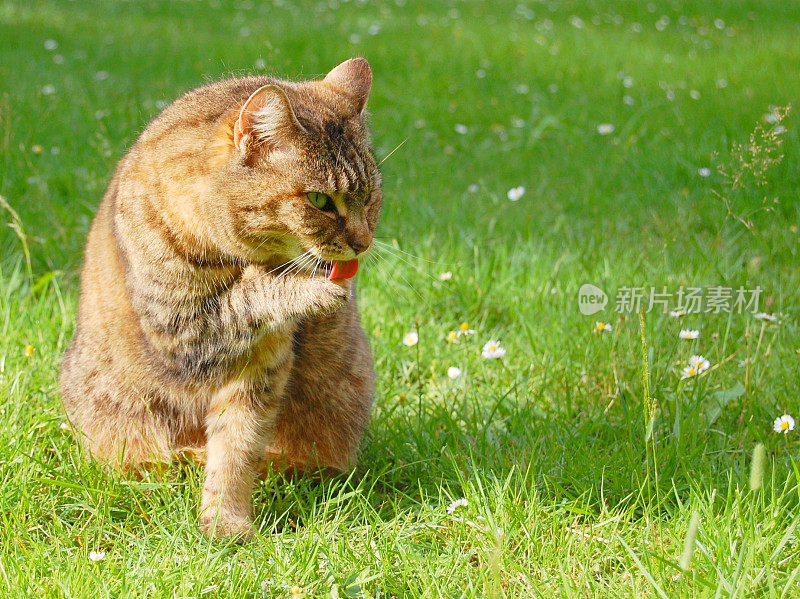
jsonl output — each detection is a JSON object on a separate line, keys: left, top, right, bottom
{"left": 233, "top": 84, "right": 304, "bottom": 154}
{"left": 323, "top": 57, "right": 373, "bottom": 118}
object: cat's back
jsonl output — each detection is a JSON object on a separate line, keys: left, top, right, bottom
{"left": 135, "top": 76, "right": 274, "bottom": 148}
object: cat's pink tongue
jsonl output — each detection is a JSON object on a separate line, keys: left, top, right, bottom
{"left": 329, "top": 259, "right": 359, "bottom": 281}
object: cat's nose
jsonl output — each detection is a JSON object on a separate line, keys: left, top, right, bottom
{"left": 349, "top": 240, "right": 369, "bottom": 255}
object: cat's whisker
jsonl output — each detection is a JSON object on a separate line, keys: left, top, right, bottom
{"left": 372, "top": 239, "right": 438, "bottom": 264}
{"left": 377, "top": 138, "right": 408, "bottom": 166}
{"left": 259, "top": 250, "right": 313, "bottom": 281}
{"left": 275, "top": 251, "right": 318, "bottom": 282}
{"left": 370, "top": 244, "right": 441, "bottom": 284}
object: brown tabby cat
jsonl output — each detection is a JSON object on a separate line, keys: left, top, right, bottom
{"left": 59, "top": 58, "right": 381, "bottom": 539}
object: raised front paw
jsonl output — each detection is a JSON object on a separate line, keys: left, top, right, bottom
{"left": 199, "top": 510, "right": 256, "bottom": 541}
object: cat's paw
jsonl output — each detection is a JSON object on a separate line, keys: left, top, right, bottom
{"left": 302, "top": 277, "right": 352, "bottom": 316}
{"left": 199, "top": 511, "right": 256, "bottom": 541}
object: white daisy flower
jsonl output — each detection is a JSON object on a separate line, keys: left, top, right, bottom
{"left": 698, "top": 167, "right": 711, "bottom": 177}
{"left": 689, "top": 355, "right": 710, "bottom": 372}
{"left": 447, "top": 367, "right": 462, "bottom": 379}
{"left": 402, "top": 332, "right": 418, "bottom": 347}
{"left": 682, "top": 355, "right": 711, "bottom": 378}
{"left": 44, "top": 39, "right": 58, "bottom": 51}
{"left": 670, "top": 309, "right": 686, "bottom": 318}
{"left": 594, "top": 321, "right": 612, "bottom": 334}
{"left": 456, "top": 322, "right": 475, "bottom": 338}
{"left": 454, "top": 124, "right": 468, "bottom": 135}
{"left": 681, "top": 365, "right": 698, "bottom": 379}
{"left": 773, "top": 414, "right": 795, "bottom": 434}
{"left": 754, "top": 312, "right": 778, "bottom": 322}
{"left": 447, "top": 498, "right": 468, "bottom": 514}
{"left": 481, "top": 340, "right": 506, "bottom": 359}
{"left": 679, "top": 329, "right": 699, "bottom": 340}
{"left": 439, "top": 271, "right": 453, "bottom": 281}
{"left": 88, "top": 551, "right": 106, "bottom": 562}
{"left": 596, "top": 123, "right": 615, "bottom": 135}
{"left": 507, "top": 186, "right": 525, "bottom": 201}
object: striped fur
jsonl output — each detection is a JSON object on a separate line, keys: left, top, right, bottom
{"left": 60, "top": 59, "right": 381, "bottom": 539}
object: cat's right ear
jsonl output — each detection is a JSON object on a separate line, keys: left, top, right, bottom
{"left": 233, "top": 85, "right": 304, "bottom": 154}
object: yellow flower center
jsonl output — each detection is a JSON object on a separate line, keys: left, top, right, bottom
{"left": 459, "top": 322, "right": 470, "bottom": 331}
{"left": 781, "top": 421, "right": 789, "bottom": 431}
{"left": 688, "top": 368, "right": 696, "bottom": 376}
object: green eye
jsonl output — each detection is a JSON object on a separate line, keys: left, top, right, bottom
{"left": 307, "top": 192, "right": 333, "bottom": 211}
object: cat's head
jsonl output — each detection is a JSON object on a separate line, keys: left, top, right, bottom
{"left": 211, "top": 58, "right": 382, "bottom": 272}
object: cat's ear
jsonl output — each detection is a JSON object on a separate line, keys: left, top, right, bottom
{"left": 323, "top": 57, "right": 372, "bottom": 117}
{"left": 233, "top": 84, "right": 304, "bottom": 154}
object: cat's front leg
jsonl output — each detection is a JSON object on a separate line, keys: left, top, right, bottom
{"left": 199, "top": 345, "right": 293, "bottom": 539}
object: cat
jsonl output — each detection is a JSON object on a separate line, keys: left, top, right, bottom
{"left": 59, "top": 58, "right": 381, "bottom": 539}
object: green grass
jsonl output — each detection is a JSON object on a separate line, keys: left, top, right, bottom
{"left": 1, "top": 0, "right": 799, "bottom": 596}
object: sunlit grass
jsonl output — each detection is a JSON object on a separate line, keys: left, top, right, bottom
{"left": 1, "top": 0, "right": 798, "bottom": 596}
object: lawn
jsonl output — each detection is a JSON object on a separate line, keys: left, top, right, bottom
{"left": 1, "top": 0, "right": 799, "bottom": 596}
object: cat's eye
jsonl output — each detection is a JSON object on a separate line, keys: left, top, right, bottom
{"left": 307, "top": 192, "right": 334, "bottom": 212}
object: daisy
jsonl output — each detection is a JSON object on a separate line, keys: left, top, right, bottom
{"left": 596, "top": 123, "right": 615, "bottom": 135}
{"left": 697, "top": 167, "right": 711, "bottom": 177}
{"left": 402, "top": 332, "right": 418, "bottom": 347}
{"left": 507, "top": 186, "right": 525, "bottom": 201}
{"left": 88, "top": 551, "right": 106, "bottom": 562}
{"left": 438, "top": 271, "right": 453, "bottom": 281}
{"left": 447, "top": 498, "right": 468, "bottom": 514}
{"left": 594, "top": 321, "right": 612, "bottom": 334}
{"left": 457, "top": 322, "right": 476, "bottom": 338}
{"left": 482, "top": 340, "right": 506, "bottom": 359}
{"left": 670, "top": 309, "right": 686, "bottom": 318}
{"left": 682, "top": 355, "right": 710, "bottom": 379}
{"left": 754, "top": 312, "right": 778, "bottom": 322}
{"left": 689, "top": 355, "right": 711, "bottom": 372}
{"left": 454, "top": 124, "right": 468, "bottom": 135}
{"left": 446, "top": 330, "right": 459, "bottom": 343}
{"left": 679, "top": 329, "right": 699, "bottom": 340}
{"left": 681, "top": 365, "right": 699, "bottom": 379}
{"left": 447, "top": 367, "right": 462, "bottom": 379}
{"left": 773, "top": 414, "right": 795, "bottom": 434}
{"left": 24, "top": 345, "right": 34, "bottom": 358}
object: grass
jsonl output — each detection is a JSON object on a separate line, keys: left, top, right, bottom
{"left": 1, "top": 0, "right": 799, "bottom": 596}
